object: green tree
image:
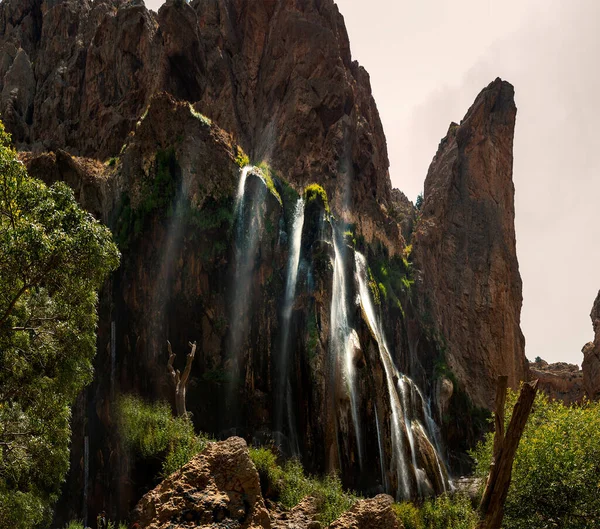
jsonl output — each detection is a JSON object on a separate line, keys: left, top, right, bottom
{"left": 472, "top": 391, "right": 600, "bottom": 529}
{"left": 415, "top": 192, "right": 424, "bottom": 210}
{"left": 0, "top": 122, "right": 120, "bottom": 528}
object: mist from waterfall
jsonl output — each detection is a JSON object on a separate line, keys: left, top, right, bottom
{"left": 276, "top": 197, "right": 305, "bottom": 454}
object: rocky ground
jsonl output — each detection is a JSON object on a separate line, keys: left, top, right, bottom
{"left": 132, "top": 437, "right": 399, "bottom": 529}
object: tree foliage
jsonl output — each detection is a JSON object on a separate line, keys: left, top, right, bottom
{"left": 472, "top": 391, "right": 600, "bottom": 529}
{"left": 0, "top": 122, "right": 120, "bottom": 528}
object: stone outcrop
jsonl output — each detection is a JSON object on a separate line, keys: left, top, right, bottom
{"left": 329, "top": 495, "right": 400, "bottom": 529}
{"left": 529, "top": 359, "right": 584, "bottom": 404}
{"left": 412, "top": 78, "right": 527, "bottom": 409}
{"left": 582, "top": 291, "right": 600, "bottom": 399}
{"left": 132, "top": 437, "right": 271, "bottom": 528}
{"left": 0, "top": 0, "right": 402, "bottom": 252}
{"left": 133, "top": 437, "right": 403, "bottom": 529}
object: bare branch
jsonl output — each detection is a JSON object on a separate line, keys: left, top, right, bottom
{"left": 180, "top": 341, "right": 197, "bottom": 387}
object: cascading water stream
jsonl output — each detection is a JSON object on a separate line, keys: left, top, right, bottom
{"left": 354, "top": 251, "right": 411, "bottom": 499}
{"left": 330, "top": 231, "right": 363, "bottom": 468}
{"left": 110, "top": 321, "right": 116, "bottom": 399}
{"left": 355, "top": 251, "right": 449, "bottom": 499}
{"left": 398, "top": 376, "right": 424, "bottom": 496}
{"left": 83, "top": 435, "right": 89, "bottom": 527}
{"left": 234, "top": 165, "right": 253, "bottom": 216}
{"left": 228, "top": 165, "right": 268, "bottom": 415}
{"left": 276, "top": 198, "right": 305, "bottom": 454}
{"left": 374, "top": 403, "right": 389, "bottom": 492}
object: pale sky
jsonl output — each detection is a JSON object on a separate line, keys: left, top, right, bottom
{"left": 146, "top": 0, "right": 600, "bottom": 365}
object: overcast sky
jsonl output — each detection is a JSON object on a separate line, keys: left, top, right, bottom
{"left": 147, "top": 0, "right": 599, "bottom": 365}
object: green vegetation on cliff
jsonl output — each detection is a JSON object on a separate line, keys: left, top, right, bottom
{"left": 472, "top": 391, "right": 600, "bottom": 529}
{"left": 115, "top": 147, "right": 180, "bottom": 249}
{"left": 304, "top": 183, "right": 330, "bottom": 214}
{"left": 0, "top": 122, "right": 120, "bottom": 528}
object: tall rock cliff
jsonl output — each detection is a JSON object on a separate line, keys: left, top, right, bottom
{"left": 582, "top": 291, "right": 600, "bottom": 399}
{"left": 412, "top": 79, "right": 527, "bottom": 409}
{"left": 0, "top": 0, "right": 400, "bottom": 250}
{"left": 0, "top": 0, "right": 529, "bottom": 523}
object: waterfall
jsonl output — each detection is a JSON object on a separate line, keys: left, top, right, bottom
{"left": 354, "top": 251, "right": 411, "bottom": 499}
{"left": 374, "top": 403, "right": 389, "bottom": 492}
{"left": 110, "top": 321, "right": 116, "bottom": 399}
{"left": 83, "top": 435, "right": 89, "bottom": 526}
{"left": 276, "top": 198, "right": 305, "bottom": 454}
{"left": 398, "top": 376, "right": 423, "bottom": 496}
{"left": 354, "top": 251, "right": 449, "bottom": 499}
{"left": 330, "top": 231, "right": 363, "bottom": 468}
{"left": 234, "top": 165, "right": 253, "bottom": 216}
{"left": 228, "top": 165, "right": 268, "bottom": 416}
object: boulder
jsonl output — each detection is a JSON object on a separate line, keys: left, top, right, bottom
{"left": 132, "top": 437, "right": 271, "bottom": 529}
{"left": 329, "top": 494, "right": 400, "bottom": 529}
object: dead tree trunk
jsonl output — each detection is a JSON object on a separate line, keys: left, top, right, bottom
{"left": 477, "top": 376, "right": 539, "bottom": 529}
{"left": 167, "top": 340, "right": 196, "bottom": 417}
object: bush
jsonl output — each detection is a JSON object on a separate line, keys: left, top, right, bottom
{"left": 117, "top": 395, "right": 211, "bottom": 478}
{"left": 249, "top": 447, "right": 357, "bottom": 525}
{"left": 471, "top": 391, "right": 600, "bottom": 529}
{"left": 393, "top": 494, "right": 478, "bottom": 529}
{"left": 303, "top": 183, "right": 330, "bottom": 214}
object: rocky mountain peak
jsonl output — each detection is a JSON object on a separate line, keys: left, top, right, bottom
{"left": 412, "top": 78, "right": 527, "bottom": 409}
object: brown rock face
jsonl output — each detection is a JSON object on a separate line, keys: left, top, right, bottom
{"left": 0, "top": 0, "right": 400, "bottom": 251}
{"left": 582, "top": 291, "right": 600, "bottom": 399}
{"left": 329, "top": 494, "right": 400, "bottom": 529}
{"left": 132, "top": 437, "right": 271, "bottom": 528}
{"left": 529, "top": 360, "right": 584, "bottom": 404}
{"left": 412, "top": 78, "right": 527, "bottom": 409}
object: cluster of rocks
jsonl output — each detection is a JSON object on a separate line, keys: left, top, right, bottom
{"left": 132, "top": 437, "right": 400, "bottom": 529}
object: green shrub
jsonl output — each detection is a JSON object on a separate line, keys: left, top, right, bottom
{"left": 250, "top": 446, "right": 357, "bottom": 525}
{"left": 472, "top": 392, "right": 600, "bottom": 529}
{"left": 235, "top": 146, "right": 250, "bottom": 168}
{"left": 257, "top": 161, "right": 283, "bottom": 205}
{"left": 393, "top": 494, "right": 478, "bottom": 529}
{"left": 117, "top": 395, "right": 211, "bottom": 478}
{"left": 303, "top": 183, "right": 330, "bottom": 214}
{"left": 64, "top": 522, "right": 84, "bottom": 529}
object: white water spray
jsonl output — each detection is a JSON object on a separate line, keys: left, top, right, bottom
{"left": 354, "top": 251, "right": 411, "bottom": 499}
{"left": 331, "top": 232, "right": 363, "bottom": 468}
{"left": 276, "top": 198, "right": 305, "bottom": 453}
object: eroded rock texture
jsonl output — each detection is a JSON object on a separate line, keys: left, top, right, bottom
{"left": 529, "top": 360, "right": 584, "bottom": 404}
{"left": 582, "top": 291, "right": 600, "bottom": 399}
{"left": 329, "top": 494, "right": 400, "bottom": 529}
{"left": 133, "top": 437, "right": 271, "bottom": 528}
{"left": 0, "top": 0, "right": 402, "bottom": 251}
{"left": 412, "top": 79, "right": 527, "bottom": 409}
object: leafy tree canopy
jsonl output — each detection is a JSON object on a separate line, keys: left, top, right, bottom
{"left": 472, "top": 390, "right": 600, "bottom": 529}
{"left": 0, "top": 122, "right": 120, "bottom": 528}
